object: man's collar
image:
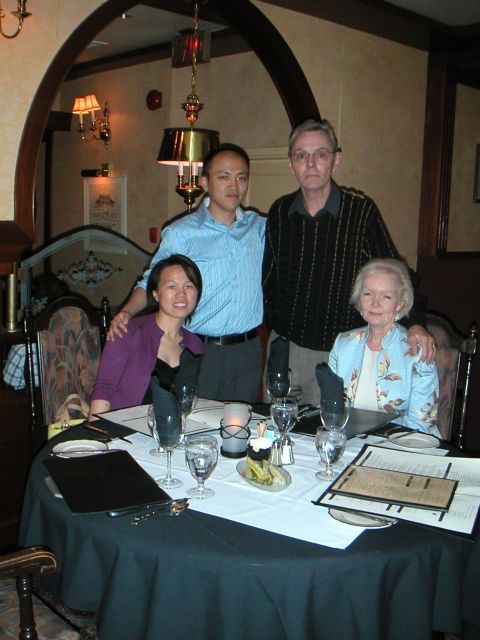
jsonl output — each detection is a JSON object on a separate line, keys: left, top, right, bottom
{"left": 287, "top": 182, "right": 340, "bottom": 219}
{"left": 197, "top": 196, "right": 245, "bottom": 226}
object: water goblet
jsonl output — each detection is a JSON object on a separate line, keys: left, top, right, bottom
{"left": 185, "top": 435, "right": 218, "bottom": 499}
{"left": 172, "top": 383, "right": 197, "bottom": 447}
{"left": 266, "top": 370, "right": 291, "bottom": 402}
{"left": 320, "top": 397, "right": 351, "bottom": 431}
{"left": 315, "top": 426, "right": 347, "bottom": 480}
{"left": 147, "top": 404, "right": 165, "bottom": 456}
{"left": 270, "top": 396, "right": 298, "bottom": 446}
{"left": 154, "top": 412, "right": 183, "bottom": 488}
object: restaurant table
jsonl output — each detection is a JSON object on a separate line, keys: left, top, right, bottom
{"left": 18, "top": 426, "right": 480, "bottom": 640}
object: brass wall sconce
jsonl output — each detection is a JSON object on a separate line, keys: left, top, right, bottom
{"left": 72, "top": 94, "right": 111, "bottom": 147}
{"left": 0, "top": 0, "right": 30, "bottom": 39}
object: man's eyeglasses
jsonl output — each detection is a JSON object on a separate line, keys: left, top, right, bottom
{"left": 290, "top": 149, "right": 336, "bottom": 163}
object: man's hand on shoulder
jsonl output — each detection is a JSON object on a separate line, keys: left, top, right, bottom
{"left": 107, "top": 310, "right": 131, "bottom": 342}
{"left": 406, "top": 324, "right": 436, "bottom": 365}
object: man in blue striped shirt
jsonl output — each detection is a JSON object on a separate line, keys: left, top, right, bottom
{"left": 108, "top": 144, "right": 266, "bottom": 402}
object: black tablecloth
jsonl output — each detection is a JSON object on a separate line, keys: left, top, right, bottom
{"left": 18, "top": 427, "right": 480, "bottom": 640}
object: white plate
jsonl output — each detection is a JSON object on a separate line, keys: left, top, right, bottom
{"left": 236, "top": 461, "right": 291, "bottom": 492}
{"left": 51, "top": 439, "right": 109, "bottom": 458}
{"left": 388, "top": 432, "right": 440, "bottom": 449}
{"left": 329, "top": 508, "right": 397, "bottom": 528}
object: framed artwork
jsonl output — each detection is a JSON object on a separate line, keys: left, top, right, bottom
{"left": 83, "top": 176, "right": 127, "bottom": 253}
{"left": 474, "top": 144, "right": 480, "bottom": 203}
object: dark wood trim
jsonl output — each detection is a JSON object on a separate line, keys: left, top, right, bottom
{"left": 3, "top": 0, "right": 319, "bottom": 267}
{"left": 417, "top": 60, "right": 457, "bottom": 257}
{"left": 66, "top": 28, "right": 250, "bottom": 81}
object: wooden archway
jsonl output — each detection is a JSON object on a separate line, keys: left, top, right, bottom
{"left": 9, "top": 0, "right": 319, "bottom": 263}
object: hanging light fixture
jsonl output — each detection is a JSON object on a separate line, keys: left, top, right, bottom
{"left": 156, "top": 0, "right": 219, "bottom": 212}
{"left": 72, "top": 94, "right": 112, "bottom": 147}
{"left": 0, "top": 0, "right": 31, "bottom": 39}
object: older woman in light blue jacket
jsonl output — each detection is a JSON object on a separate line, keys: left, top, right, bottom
{"left": 329, "top": 258, "right": 439, "bottom": 435}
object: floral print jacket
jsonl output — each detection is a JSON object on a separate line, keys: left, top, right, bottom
{"left": 328, "top": 323, "right": 440, "bottom": 435}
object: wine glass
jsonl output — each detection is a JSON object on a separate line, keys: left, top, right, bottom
{"left": 315, "top": 426, "right": 347, "bottom": 480}
{"left": 320, "top": 397, "right": 351, "bottom": 431}
{"left": 266, "top": 370, "right": 291, "bottom": 402}
{"left": 147, "top": 404, "right": 165, "bottom": 456}
{"left": 172, "top": 383, "right": 197, "bottom": 447}
{"left": 270, "top": 396, "right": 298, "bottom": 445}
{"left": 153, "top": 412, "right": 183, "bottom": 488}
{"left": 185, "top": 435, "right": 218, "bottom": 499}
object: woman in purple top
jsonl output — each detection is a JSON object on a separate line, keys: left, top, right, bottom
{"left": 89, "top": 255, "right": 204, "bottom": 418}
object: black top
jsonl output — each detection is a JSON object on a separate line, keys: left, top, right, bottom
{"left": 142, "top": 358, "right": 179, "bottom": 404}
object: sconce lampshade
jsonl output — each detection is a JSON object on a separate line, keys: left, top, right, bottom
{"left": 72, "top": 97, "right": 87, "bottom": 114}
{"left": 157, "top": 127, "right": 220, "bottom": 166}
{"left": 84, "top": 94, "right": 101, "bottom": 113}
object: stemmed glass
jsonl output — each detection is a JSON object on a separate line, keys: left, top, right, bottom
{"left": 172, "top": 383, "right": 197, "bottom": 447}
{"left": 266, "top": 370, "right": 291, "bottom": 402}
{"left": 270, "top": 396, "right": 298, "bottom": 446}
{"left": 185, "top": 435, "right": 218, "bottom": 499}
{"left": 153, "top": 412, "right": 183, "bottom": 488}
{"left": 315, "top": 426, "right": 347, "bottom": 480}
{"left": 319, "top": 398, "right": 351, "bottom": 431}
{"left": 147, "top": 404, "right": 164, "bottom": 456}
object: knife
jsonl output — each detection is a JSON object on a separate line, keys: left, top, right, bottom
{"left": 85, "top": 423, "right": 133, "bottom": 444}
{"left": 106, "top": 497, "right": 187, "bottom": 517}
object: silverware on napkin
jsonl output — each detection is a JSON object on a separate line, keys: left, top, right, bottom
{"left": 131, "top": 499, "right": 189, "bottom": 524}
{"left": 106, "top": 497, "right": 188, "bottom": 518}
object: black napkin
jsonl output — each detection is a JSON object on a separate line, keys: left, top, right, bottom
{"left": 172, "top": 348, "right": 202, "bottom": 389}
{"left": 267, "top": 336, "right": 289, "bottom": 378}
{"left": 150, "top": 376, "right": 180, "bottom": 420}
{"left": 315, "top": 363, "right": 345, "bottom": 412}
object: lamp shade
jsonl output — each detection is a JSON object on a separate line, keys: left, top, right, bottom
{"left": 157, "top": 128, "right": 219, "bottom": 166}
{"left": 72, "top": 97, "right": 86, "bottom": 114}
{"left": 84, "top": 94, "right": 101, "bottom": 112}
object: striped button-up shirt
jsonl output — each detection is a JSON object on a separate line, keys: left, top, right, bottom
{"left": 137, "top": 198, "right": 266, "bottom": 336}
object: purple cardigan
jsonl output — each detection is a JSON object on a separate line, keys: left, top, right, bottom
{"left": 91, "top": 313, "right": 203, "bottom": 410}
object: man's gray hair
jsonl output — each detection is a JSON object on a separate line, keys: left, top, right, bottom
{"left": 288, "top": 118, "right": 339, "bottom": 154}
{"left": 350, "top": 258, "right": 414, "bottom": 319}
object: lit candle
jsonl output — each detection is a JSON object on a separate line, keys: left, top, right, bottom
{"left": 177, "top": 162, "right": 184, "bottom": 177}
{"left": 192, "top": 161, "right": 198, "bottom": 177}
{"left": 220, "top": 403, "right": 251, "bottom": 458}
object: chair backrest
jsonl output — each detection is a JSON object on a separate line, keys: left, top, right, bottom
{"left": 426, "top": 312, "right": 478, "bottom": 446}
{"left": 29, "top": 296, "right": 101, "bottom": 426}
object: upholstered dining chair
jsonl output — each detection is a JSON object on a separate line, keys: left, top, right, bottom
{"left": 24, "top": 296, "right": 102, "bottom": 441}
{"left": 425, "top": 312, "right": 478, "bottom": 448}
{"left": 0, "top": 546, "right": 97, "bottom": 639}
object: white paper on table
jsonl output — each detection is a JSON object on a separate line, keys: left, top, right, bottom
{"left": 315, "top": 445, "right": 480, "bottom": 535}
{"left": 96, "top": 399, "right": 266, "bottom": 437}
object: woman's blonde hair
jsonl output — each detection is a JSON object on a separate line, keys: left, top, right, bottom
{"left": 349, "top": 258, "right": 414, "bottom": 319}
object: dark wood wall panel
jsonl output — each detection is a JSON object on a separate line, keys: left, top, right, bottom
{"left": 417, "top": 256, "right": 480, "bottom": 450}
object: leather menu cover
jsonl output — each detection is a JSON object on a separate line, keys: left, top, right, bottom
{"left": 44, "top": 450, "right": 169, "bottom": 513}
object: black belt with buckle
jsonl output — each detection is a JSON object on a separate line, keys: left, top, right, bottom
{"left": 198, "top": 328, "right": 258, "bottom": 346}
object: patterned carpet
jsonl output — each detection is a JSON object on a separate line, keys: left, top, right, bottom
{"left": 0, "top": 578, "right": 80, "bottom": 639}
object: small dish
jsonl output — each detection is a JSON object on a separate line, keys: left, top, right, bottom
{"left": 51, "top": 439, "right": 109, "bottom": 458}
{"left": 388, "top": 432, "right": 440, "bottom": 449}
{"left": 329, "top": 508, "right": 397, "bottom": 528}
{"left": 236, "top": 461, "right": 291, "bottom": 492}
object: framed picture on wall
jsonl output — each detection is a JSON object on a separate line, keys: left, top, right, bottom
{"left": 83, "top": 176, "right": 127, "bottom": 254}
{"left": 474, "top": 145, "right": 480, "bottom": 203}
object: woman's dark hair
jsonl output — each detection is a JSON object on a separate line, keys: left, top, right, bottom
{"left": 146, "top": 254, "right": 202, "bottom": 323}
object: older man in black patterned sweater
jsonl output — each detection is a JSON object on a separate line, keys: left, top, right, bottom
{"left": 262, "top": 118, "right": 434, "bottom": 405}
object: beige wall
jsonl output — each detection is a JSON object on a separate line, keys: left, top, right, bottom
{"left": 0, "top": 0, "right": 106, "bottom": 222}
{"left": 448, "top": 84, "right": 480, "bottom": 252}
{"left": 2, "top": 0, "right": 427, "bottom": 273}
